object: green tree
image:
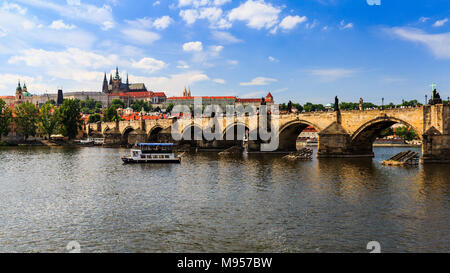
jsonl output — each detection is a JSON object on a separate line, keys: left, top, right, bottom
{"left": 303, "top": 102, "right": 325, "bottom": 112}
{"left": 0, "top": 99, "right": 13, "bottom": 137}
{"left": 88, "top": 113, "right": 101, "bottom": 123}
{"left": 39, "top": 104, "right": 59, "bottom": 139}
{"left": 103, "top": 106, "right": 121, "bottom": 122}
{"left": 395, "top": 126, "right": 418, "bottom": 141}
{"left": 111, "top": 99, "right": 125, "bottom": 109}
{"left": 59, "top": 99, "right": 82, "bottom": 139}
{"left": 165, "top": 103, "right": 174, "bottom": 113}
{"left": 14, "top": 102, "right": 40, "bottom": 140}
{"left": 131, "top": 100, "right": 152, "bottom": 112}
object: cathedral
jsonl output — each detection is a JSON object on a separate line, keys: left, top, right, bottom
{"left": 102, "top": 67, "right": 148, "bottom": 94}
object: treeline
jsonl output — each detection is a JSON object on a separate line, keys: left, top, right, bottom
{"left": 379, "top": 126, "right": 419, "bottom": 141}
{"left": 280, "top": 100, "right": 423, "bottom": 112}
{"left": 0, "top": 99, "right": 82, "bottom": 141}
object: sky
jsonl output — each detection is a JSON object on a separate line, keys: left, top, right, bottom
{"left": 0, "top": 0, "right": 449, "bottom": 104}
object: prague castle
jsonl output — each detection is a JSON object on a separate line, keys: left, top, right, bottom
{"left": 102, "top": 67, "right": 148, "bottom": 94}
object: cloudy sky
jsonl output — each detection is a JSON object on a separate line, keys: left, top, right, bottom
{"left": 0, "top": 0, "right": 449, "bottom": 104}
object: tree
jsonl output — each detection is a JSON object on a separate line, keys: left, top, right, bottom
{"left": 88, "top": 113, "right": 101, "bottom": 123}
{"left": 59, "top": 99, "right": 82, "bottom": 139}
{"left": 14, "top": 102, "right": 40, "bottom": 140}
{"left": 165, "top": 103, "right": 174, "bottom": 113}
{"left": 111, "top": 99, "right": 125, "bottom": 109}
{"left": 303, "top": 102, "right": 325, "bottom": 112}
{"left": 103, "top": 106, "right": 120, "bottom": 122}
{"left": 131, "top": 100, "right": 151, "bottom": 112}
{"left": 39, "top": 104, "right": 59, "bottom": 139}
{"left": 0, "top": 99, "right": 13, "bottom": 137}
{"left": 395, "top": 126, "right": 418, "bottom": 141}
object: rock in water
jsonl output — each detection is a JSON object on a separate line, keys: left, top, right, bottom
{"left": 283, "top": 148, "right": 313, "bottom": 160}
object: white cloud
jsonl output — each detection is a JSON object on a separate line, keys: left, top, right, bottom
{"left": 268, "top": 56, "right": 278, "bottom": 62}
{"left": 153, "top": 16, "right": 173, "bottom": 30}
{"left": 153, "top": 1, "right": 161, "bottom": 6}
{"left": 389, "top": 27, "right": 450, "bottom": 59}
{"left": 176, "top": 61, "right": 190, "bottom": 69}
{"left": 227, "top": 60, "right": 238, "bottom": 65}
{"left": 121, "top": 28, "right": 160, "bottom": 45}
{"left": 211, "top": 31, "right": 242, "bottom": 44}
{"left": 49, "top": 20, "right": 76, "bottom": 30}
{"left": 15, "top": 0, "right": 115, "bottom": 30}
{"left": 340, "top": 20, "right": 353, "bottom": 30}
{"left": 240, "top": 77, "right": 277, "bottom": 86}
{"left": 179, "top": 7, "right": 231, "bottom": 29}
{"left": 308, "top": 68, "right": 356, "bottom": 81}
{"left": 0, "top": 8, "right": 96, "bottom": 49}
{"left": 279, "top": 15, "right": 307, "bottom": 30}
{"left": 9, "top": 48, "right": 118, "bottom": 69}
{"left": 419, "top": 17, "right": 430, "bottom": 23}
{"left": 210, "top": 45, "right": 224, "bottom": 53}
{"left": 1, "top": 2, "right": 27, "bottom": 15}
{"left": 183, "top": 41, "right": 203, "bottom": 52}
{"left": 138, "top": 70, "right": 210, "bottom": 96}
{"left": 228, "top": 0, "right": 281, "bottom": 30}
{"left": 213, "top": 78, "right": 226, "bottom": 84}
{"left": 126, "top": 16, "right": 173, "bottom": 30}
{"left": 131, "top": 57, "right": 167, "bottom": 73}
{"left": 433, "top": 18, "right": 448, "bottom": 27}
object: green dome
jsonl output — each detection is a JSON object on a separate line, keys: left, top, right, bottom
{"left": 23, "top": 91, "right": 32, "bottom": 97}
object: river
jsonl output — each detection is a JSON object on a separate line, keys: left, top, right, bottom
{"left": 0, "top": 146, "right": 448, "bottom": 253}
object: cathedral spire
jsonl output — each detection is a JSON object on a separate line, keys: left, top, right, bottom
{"left": 109, "top": 74, "right": 112, "bottom": 84}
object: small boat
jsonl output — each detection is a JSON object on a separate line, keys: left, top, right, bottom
{"left": 122, "top": 143, "right": 181, "bottom": 164}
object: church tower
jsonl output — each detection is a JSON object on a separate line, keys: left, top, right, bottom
{"left": 15, "top": 81, "right": 23, "bottom": 101}
{"left": 102, "top": 73, "right": 109, "bottom": 93}
{"left": 111, "top": 66, "right": 122, "bottom": 93}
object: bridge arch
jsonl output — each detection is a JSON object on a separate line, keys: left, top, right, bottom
{"left": 122, "top": 126, "right": 136, "bottom": 145}
{"left": 350, "top": 116, "right": 422, "bottom": 155}
{"left": 181, "top": 124, "right": 204, "bottom": 142}
{"left": 278, "top": 120, "right": 321, "bottom": 151}
{"left": 147, "top": 126, "right": 164, "bottom": 142}
{"left": 221, "top": 122, "right": 249, "bottom": 147}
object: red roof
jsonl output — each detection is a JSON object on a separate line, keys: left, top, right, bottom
{"left": 108, "top": 91, "right": 166, "bottom": 98}
{"left": 168, "top": 96, "right": 236, "bottom": 100}
{"left": 236, "top": 98, "right": 262, "bottom": 103}
{"left": 0, "top": 96, "right": 15, "bottom": 99}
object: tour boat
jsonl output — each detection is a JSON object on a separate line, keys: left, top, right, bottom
{"left": 122, "top": 143, "right": 181, "bottom": 164}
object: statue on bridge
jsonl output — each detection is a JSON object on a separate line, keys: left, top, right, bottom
{"left": 287, "top": 100, "right": 293, "bottom": 113}
{"left": 359, "top": 98, "right": 363, "bottom": 111}
{"left": 334, "top": 96, "right": 339, "bottom": 112}
{"left": 429, "top": 89, "right": 443, "bottom": 105}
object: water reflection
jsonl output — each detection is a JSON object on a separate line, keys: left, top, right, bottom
{"left": 0, "top": 146, "right": 448, "bottom": 253}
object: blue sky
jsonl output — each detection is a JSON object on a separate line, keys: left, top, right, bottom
{"left": 0, "top": 0, "right": 449, "bottom": 104}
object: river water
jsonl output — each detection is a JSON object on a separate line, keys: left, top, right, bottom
{"left": 0, "top": 146, "right": 448, "bottom": 253}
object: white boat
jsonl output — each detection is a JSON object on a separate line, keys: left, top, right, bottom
{"left": 122, "top": 143, "right": 181, "bottom": 164}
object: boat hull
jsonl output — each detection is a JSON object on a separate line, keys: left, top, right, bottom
{"left": 122, "top": 157, "right": 181, "bottom": 164}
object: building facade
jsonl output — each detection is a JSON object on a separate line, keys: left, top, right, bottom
{"left": 166, "top": 89, "right": 274, "bottom": 110}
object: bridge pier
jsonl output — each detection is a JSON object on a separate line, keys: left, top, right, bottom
{"left": 316, "top": 121, "right": 374, "bottom": 158}
{"left": 421, "top": 104, "right": 450, "bottom": 163}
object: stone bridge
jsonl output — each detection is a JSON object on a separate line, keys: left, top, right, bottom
{"left": 87, "top": 104, "right": 450, "bottom": 163}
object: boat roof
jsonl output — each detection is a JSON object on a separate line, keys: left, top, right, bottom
{"left": 137, "top": 143, "right": 174, "bottom": 146}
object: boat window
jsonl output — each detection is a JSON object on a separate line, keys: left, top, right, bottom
{"left": 153, "top": 155, "right": 158, "bottom": 159}
{"left": 133, "top": 151, "right": 139, "bottom": 157}
{"left": 164, "top": 155, "right": 169, "bottom": 159}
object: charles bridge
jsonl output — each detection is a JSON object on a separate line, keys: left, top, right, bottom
{"left": 87, "top": 103, "right": 450, "bottom": 163}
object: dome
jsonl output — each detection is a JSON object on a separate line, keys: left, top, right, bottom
{"left": 22, "top": 92, "right": 33, "bottom": 97}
